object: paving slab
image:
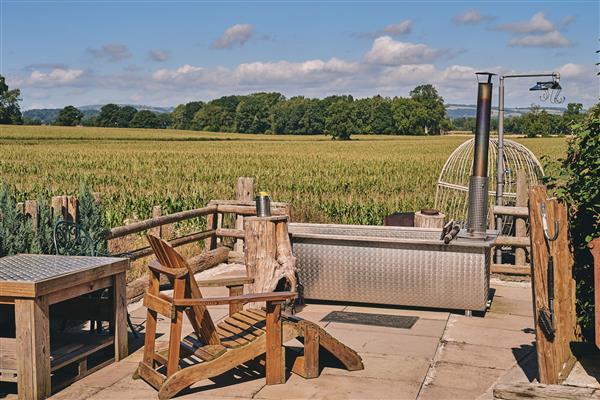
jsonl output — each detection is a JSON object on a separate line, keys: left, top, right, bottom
{"left": 345, "top": 305, "right": 450, "bottom": 321}
{"left": 452, "top": 311, "right": 534, "bottom": 333}
{"left": 436, "top": 341, "right": 521, "bottom": 370}
{"left": 256, "top": 373, "right": 421, "bottom": 400}
{"left": 443, "top": 316, "right": 534, "bottom": 349}
{"left": 419, "top": 362, "right": 505, "bottom": 399}
{"left": 325, "top": 317, "right": 447, "bottom": 339}
{"left": 324, "top": 324, "right": 442, "bottom": 359}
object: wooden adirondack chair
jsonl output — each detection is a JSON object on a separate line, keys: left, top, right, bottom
{"left": 136, "top": 234, "right": 363, "bottom": 399}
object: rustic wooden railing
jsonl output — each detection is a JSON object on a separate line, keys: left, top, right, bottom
{"left": 490, "top": 170, "right": 531, "bottom": 276}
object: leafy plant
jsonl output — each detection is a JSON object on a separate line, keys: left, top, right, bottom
{"left": 545, "top": 103, "right": 600, "bottom": 339}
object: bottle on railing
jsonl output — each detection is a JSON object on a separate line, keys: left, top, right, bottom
{"left": 255, "top": 192, "right": 271, "bottom": 217}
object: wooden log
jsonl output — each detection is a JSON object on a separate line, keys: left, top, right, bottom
{"left": 491, "top": 264, "right": 530, "bottom": 275}
{"left": 51, "top": 195, "right": 67, "bottom": 220}
{"left": 589, "top": 238, "right": 600, "bottom": 349}
{"left": 414, "top": 210, "right": 445, "bottom": 229}
{"left": 265, "top": 301, "right": 285, "bottom": 385}
{"left": 244, "top": 216, "right": 297, "bottom": 307}
{"left": 151, "top": 206, "right": 161, "bottom": 238}
{"left": 67, "top": 195, "right": 77, "bottom": 222}
{"left": 216, "top": 228, "right": 245, "bottom": 239}
{"left": 126, "top": 246, "right": 230, "bottom": 302}
{"left": 107, "top": 205, "right": 217, "bottom": 240}
{"left": 25, "top": 200, "right": 38, "bottom": 232}
{"left": 204, "top": 212, "right": 218, "bottom": 252}
{"left": 495, "top": 236, "right": 530, "bottom": 247}
{"left": 215, "top": 204, "right": 288, "bottom": 216}
{"left": 228, "top": 251, "right": 245, "bottom": 265}
{"left": 493, "top": 383, "right": 600, "bottom": 400}
{"left": 494, "top": 205, "right": 529, "bottom": 218}
{"left": 121, "top": 229, "right": 216, "bottom": 261}
{"left": 515, "top": 170, "right": 528, "bottom": 266}
{"left": 235, "top": 178, "right": 254, "bottom": 253}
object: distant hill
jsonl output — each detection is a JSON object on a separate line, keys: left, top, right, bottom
{"left": 446, "top": 104, "right": 566, "bottom": 119}
{"left": 23, "top": 104, "right": 174, "bottom": 124}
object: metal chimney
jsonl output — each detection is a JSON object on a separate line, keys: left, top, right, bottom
{"left": 467, "top": 73, "right": 495, "bottom": 237}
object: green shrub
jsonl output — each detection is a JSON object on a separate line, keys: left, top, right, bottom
{"left": 545, "top": 103, "right": 600, "bottom": 340}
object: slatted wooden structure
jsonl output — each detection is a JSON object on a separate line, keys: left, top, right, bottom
{"left": 136, "top": 235, "right": 363, "bottom": 399}
{"left": 529, "top": 186, "right": 578, "bottom": 384}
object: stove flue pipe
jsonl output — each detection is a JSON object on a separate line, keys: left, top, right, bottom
{"left": 467, "top": 73, "right": 495, "bottom": 237}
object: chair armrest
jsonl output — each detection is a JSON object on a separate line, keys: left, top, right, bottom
{"left": 195, "top": 276, "right": 254, "bottom": 288}
{"left": 148, "top": 260, "right": 188, "bottom": 278}
{"left": 173, "top": 291, "right": 297, "bottom": 307}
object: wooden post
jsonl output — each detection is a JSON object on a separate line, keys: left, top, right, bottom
{"left": 24, "top": 200, "right": 38, "bottom": 232}
{"left": 515, "top": 170, "right": 528, "bottom": 266}
{"left": 113, "top": 272, "right": 128, "bottom": 361}
{"left": 589, "top": 238, "right": 600, "bottom": 349}
{"left": 151, "top": 206, "right": 162, "bottom": 238}
{"left": 244, "top": 216, "right": 297, "bottom": 304}
{"left": 51, "top": 196, "right": 64, "bottom": 220}
{"left": 16, "top": 202, "right": 25, "bottom": 214}
{"left": 414, "top": 210, "right": 445, "bottom": 228}
{"left": 265, "top": 301, "right": 285, "bottom": 385}
{"left": 234, "top": 177, "right": 255, "bottom": 253}
{"left": 529, "top": 186, "right": 577, "bottom": 384}
{"left": 15, "top": 296, "right": 50, "bottom": 400}
{"left": 67, "top": 195, "right": 77, "bottom": 222}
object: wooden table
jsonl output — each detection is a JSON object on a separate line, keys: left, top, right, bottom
{"left": 0, "top": 254, "right": 129, "bottom": 400}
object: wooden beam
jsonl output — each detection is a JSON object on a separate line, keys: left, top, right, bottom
{"left": 173, "top": 291, "right": 297, "bottom": 307}
{"left": 515, "top": 170, "right": 528, "bottom": 266}
{"left": 265, "top": 301, "right": 285, "bottom": 385}
{"left": 494, "top": 205, "right": 529, "bottom": 218}
{"left": 234, "top": 177, "right": 254, "bottom": 253}
{"left": 121, "top": 229, "right": 216, "bottom": 260}
{"left": 106, "top": 205, "right": 217, "bottom": 239}
{"left": 491, "top": 264, "right": 530, "bottom": 275}
{"left": 494, "top": 235, "right": 530, "bottom": 248}
{"left": 493, "top": 383, "right": 600, "bottom": 400}
{"left": 216, "top": 228, "right": 245, "bottom": 239}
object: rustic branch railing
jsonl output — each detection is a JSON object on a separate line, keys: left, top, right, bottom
{"left": 490, "top": 170, "right": 531, "bottom": 276}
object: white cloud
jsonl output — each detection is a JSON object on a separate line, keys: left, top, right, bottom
{"left": 496, "top": 12, "right": 555, "bottom": 33}
{"left": 364, "top": 36, "right": 447, "bottom": 65}
{"left": 149, "top": 49, "right": 170, "bottom": 62}
{"left": 382, "top": 20, "right": 412, "bottom": 35}
{"left": 152, "top": 64, "right": 206, "bottom": 82}
{"left": 508, "top": 31, "right": 572, "bottom": 48}
{"left": 213, "top": 24, "right": 253, "bottom": 49}
{"left": 87, "top": 43, "right": 131, "bottom": 61}
{"left": 234, "top": 58, "right": 361, "bottom": 83}
{"left": 453, "top": 9, "right": 494, "bottom": 24}
{"left": 25, "top": 68, "right": 85, "bottom": 86}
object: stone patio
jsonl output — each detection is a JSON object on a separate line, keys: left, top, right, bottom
{"left": 4, "top": 274, "right": 595, "bottom": 399}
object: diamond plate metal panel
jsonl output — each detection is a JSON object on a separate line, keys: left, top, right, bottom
{"left": 290, "top": 224, "right": 494, "bottom": 311}
{"left": 0, "top": 254, "right": 125, "bottom": 282}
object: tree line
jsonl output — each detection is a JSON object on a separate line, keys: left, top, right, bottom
{"left": 451, "top": 103, "right": 585, "bottom": 137}
{"left": 0, "top": 73, "right": 589, "bottom": 138}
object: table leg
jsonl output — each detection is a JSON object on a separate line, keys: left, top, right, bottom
{"left": 113, "top": 272, "right": 128, "bottom": 361}
{"left": 15, "top": 297, "right": 51, "bottom": 400}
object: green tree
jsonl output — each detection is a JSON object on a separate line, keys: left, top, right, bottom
{"left": 115, "top": 105, "right": 138, "bottom": 128}
{"left": 157, "top": 112, "right": 172, "bottom": 129}
{"left": 520, "top": 105, "right": 553, "bottom": 137}
{"left": 0, "top": 75, "right": 22, "bottom": 124}
{"left": 409, "top": 84, "right": 448, "bottom": 134}
{"left": 369, "top": 95, "right": 394, "bottom": 134}
{"left": 391, "top": 97, "right": 420, "bottom": 134}
{"left": 235, "top": 92, "right": 284, "bottom": 134}
{"left": 55, "top": 105, "right": 84, "bottom": 126}
{"left": 97, "top": 104, "right": 121, "bottom": 127}
{"left": 325, "top": 98, "right": 357, "bottom": 140}
{"left": 171, "top": 101, "right": 204, "bottom": 130}
{"left": 130, "top": 110, "right": 160, "bottom": 128}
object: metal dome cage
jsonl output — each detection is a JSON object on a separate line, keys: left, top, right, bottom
{"left": 434, "top": 138, "right": 544, "bottom": 233}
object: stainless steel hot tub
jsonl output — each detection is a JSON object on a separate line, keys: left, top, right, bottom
{"left": 289, "top": 223, "right": 498, "bottom": 312}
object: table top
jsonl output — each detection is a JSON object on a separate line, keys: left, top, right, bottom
{"left": 0, "top": 254, "right": 128, "bottom": 298}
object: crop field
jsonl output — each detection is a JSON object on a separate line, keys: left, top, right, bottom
{"left": 0, "top": 125, "right": 567, "bottom": 227}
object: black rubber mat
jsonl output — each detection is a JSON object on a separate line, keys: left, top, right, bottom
{"left": 320, "top": 311, "right": 418, "bottom": 329}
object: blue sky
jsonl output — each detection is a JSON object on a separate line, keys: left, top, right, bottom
{"left": 2, "top": 0, "right": 598, "bottom": 110}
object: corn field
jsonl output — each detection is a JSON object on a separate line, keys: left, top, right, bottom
{"left": 0, "top": 125, "right": 567, "bottom": 227}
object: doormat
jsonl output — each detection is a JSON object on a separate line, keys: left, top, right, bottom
{"left": 320, "top": 311, "right": 418, "bottom": 329}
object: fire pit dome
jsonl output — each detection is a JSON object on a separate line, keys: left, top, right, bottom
{"left": 435, "top": 138, "right": 544, "bottom": 228}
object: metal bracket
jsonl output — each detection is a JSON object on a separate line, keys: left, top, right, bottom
{"left": 541, "top": 202, "right": 559, "bottom": 242}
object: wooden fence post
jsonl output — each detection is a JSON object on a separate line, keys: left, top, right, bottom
{"left": 515, "top": 170, "right": 528, "bottom": 266}
{"left": 25, "top": 200, "right": 38, "bottom": 232}
{"left": 234, "top": 177, "right": 255, "bottom": 253}
{"left": 51, "top": 196, "right": 66, "bottom": 220}
{"left": 151, "top": 206, "right": 162, "bottom": 238}
{"left": 67, "top": 195, "right": 77, "bottom": 222}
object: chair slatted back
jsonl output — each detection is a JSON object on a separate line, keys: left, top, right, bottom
{"left": 146, "top": 234, "right": 221, "bottom": 345}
